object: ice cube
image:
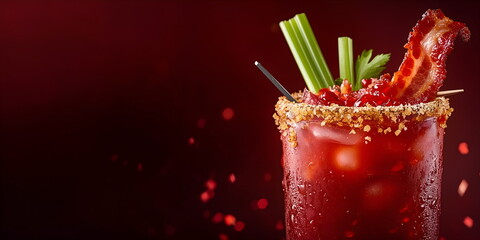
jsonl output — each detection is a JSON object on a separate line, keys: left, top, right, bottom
{"left": 333, "top": 146, "right": 360, "bottom": 171}
{"left": 307, "top": 122, "right": 363, "bottom": 145}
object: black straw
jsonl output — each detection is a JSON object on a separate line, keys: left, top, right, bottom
{"left": 254, "top": 61, "right": 297, "bottom": 103}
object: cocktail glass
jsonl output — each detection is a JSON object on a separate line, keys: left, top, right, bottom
{"left": 274, "top": 94, "right": 453, "bottom": 240}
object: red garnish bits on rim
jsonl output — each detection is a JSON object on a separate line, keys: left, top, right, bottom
{"left": 303, "top": 75, "right": 400, "bottom": 106}
{"left": 303, "top": 9, "right": 470, "bottom": 107}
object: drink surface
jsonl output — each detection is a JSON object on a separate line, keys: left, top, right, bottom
{"left": 282, "top": 118, "right": 444, "bottom": 240}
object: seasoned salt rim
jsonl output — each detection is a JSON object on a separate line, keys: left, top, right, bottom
{"left": 274, "top": 92, "right": 453, "bottom": 132}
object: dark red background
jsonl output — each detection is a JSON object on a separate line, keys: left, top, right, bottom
{"left": 1, "top": 1, "right": 479, "bottom": 239}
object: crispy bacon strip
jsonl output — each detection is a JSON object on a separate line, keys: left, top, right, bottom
{"left": 389, "top": 9, "right": 470, "bottom": 103}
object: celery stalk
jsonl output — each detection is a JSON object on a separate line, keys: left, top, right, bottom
{"left": 279, "top": 13, "right": 334, "bottom": 93}
{"left": 338, "top": 37, "right": 354, "bottom": 86}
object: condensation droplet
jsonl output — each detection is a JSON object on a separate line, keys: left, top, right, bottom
{"left": 298, "top": 184, "right": 306, "bottom": 195}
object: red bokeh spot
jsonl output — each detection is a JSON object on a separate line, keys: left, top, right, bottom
{"left": 264, "top": 172, "right": 272, "bottom": 182}
{"left": 458, "top": 142, "right": 469, "bottom": 155}
{"left": 218, "top": 234, "right": 229, "bottom": 240}
{"left": 257, "top": 198, "right": 268, "bottom": 209}
{"left": 200, "top": 191, "right": 209, "bottom": 203}
{"left": 234, "top": 221, "right": 245, "bottom": 231}
{"left": 197, "top": 118, "right": 206, "bottom": 128}
{"left": 229, "top": 173, "right": 236, "bottom": 183}
{"left": 344, "top": 230, "right": 355, "bottom": 238}
{"left": 399, "top": 205, "right": 409, "bottom": 213}
{"left": 188, "top": 137, "right": 195, "bottom": 145}
{"left": 224, "top": 214, "right": 236, "bottom": 226}
{"left": 212, "top": 212, "right": 224, "bottom": 223}
{"left": 205, "top": 179, "right": 217, "bottom": 190}
{"left": 110, "top": 154, "right": 118, "bottom": 162}
{"left": 390, "top": 161, "right": 405, "bottom": 172}
{"left": 137, "top": 163, "right": 143, "bottom": 172}
{"left": 275, "top": 220, "right": 284, "bottom": 230}
{"left": 200, "top": 190, "right": 214, "bottom": 203}
{"left": 389, "top": 227, "right": 399, "bottom": 234}
{"left": 464, "top": 216, "right": 474, "bottom": 228}
{"left": 458, "top": 179, "right": 468, "bottom": 197}
{"left": 222, "top": 108, "right": 234, "bottom": 120}
{"left": 164, "top": 225, "right": 176, "bottom": 236}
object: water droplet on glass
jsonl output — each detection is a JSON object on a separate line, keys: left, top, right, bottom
{"left": 298, "top": 184, "right": 306, "bottom": 195}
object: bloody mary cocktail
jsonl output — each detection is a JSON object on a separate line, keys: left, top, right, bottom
{"left": 274, "top": 95, "right": 452, "bottom": 240}
{"left": 265, "top": 8, "right": 470, "bottom": 240}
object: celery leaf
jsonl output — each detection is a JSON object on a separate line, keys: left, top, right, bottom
{"left": 354, "top": 49, "right": 390, "bottom": 90}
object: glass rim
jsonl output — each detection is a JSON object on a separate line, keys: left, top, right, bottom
{"left": 274, "top": 92, "right": 453, "bottom": 134}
